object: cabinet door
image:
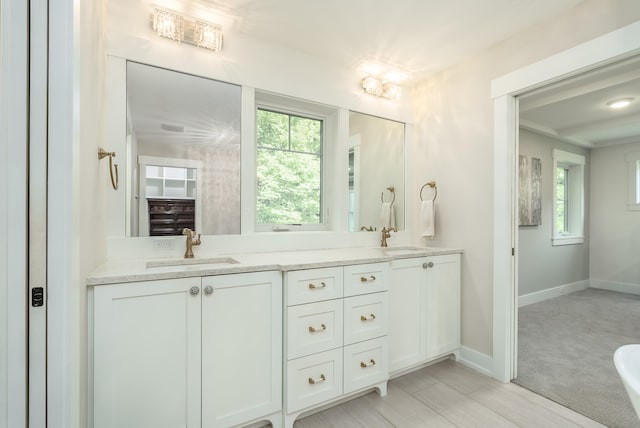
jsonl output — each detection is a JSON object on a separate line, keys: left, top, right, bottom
{"left": 201, "top": 271, "right": 282, "bottom": 428}
{"left": 425, "top": 254, "right": 461, "bottom": 359}
{"left": 389, "top": 258, "right": 427, "bottom": 373}
{"left": 93, "top": 277, "right": 202, "bottom": 428}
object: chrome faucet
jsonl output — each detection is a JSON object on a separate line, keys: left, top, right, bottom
{"left": 182, "top": 228, "right": 201, "bottom": 258}
{"left": 380, "top": 226, "right": 396, "bottom": 247}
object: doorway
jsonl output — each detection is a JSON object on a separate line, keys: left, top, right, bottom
{"left": 491, "top": 21, "right": 640, "bottom": 383}
{"left": 513, "top": 58, "right": 640, "bottom": 425}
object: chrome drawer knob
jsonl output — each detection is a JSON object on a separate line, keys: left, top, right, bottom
{"left": 204, "top": 285, "right": 214, "bottom": 295}
{"left": 423, "top": 262, "right": 434, "bottom": 269}
{"left": 189, "top": 286, "right": 200, "bottom": 295}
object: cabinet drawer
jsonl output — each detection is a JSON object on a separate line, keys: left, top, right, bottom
{"left": 287, "top": 300, "right": 343, "bottom": 359}
{"left": 344, "top": 337, "right": 389, "bottom": 395}
{"left": 343, "top": 292, "right": 388, "bottom": 345}
{"left": 287, "top": 348, "right": 343, "bottom": 413}
{"left": 286, "top": 267, "right": 343, "bottom": 306}
{"left": 343, "top": 262, "right": 388, "bottom": 297}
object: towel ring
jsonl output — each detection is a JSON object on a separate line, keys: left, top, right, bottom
{"left": 420, "top": 181, "right": 437, "bottom": 202}
{"left": 381, "top": 186, "right": 396, "bottom": 205}
{"left": 98, "top": 147, "right": 119, "bottom": 190}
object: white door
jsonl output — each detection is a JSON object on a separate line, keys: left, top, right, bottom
{"left": 1, "top": 0, "right": 29, "bottom": 425}
{"left": 93, "top": 278, "right": 202, "bottom": 428}
{"left": 201, "top": 271, "right": 282, "bottom": 427}
{"left": 29, "top": 0, "right": 50, "bottom": 425}
{"left": 425, "top": 254, "right": 461, "bottom": 359}
{"left": 389, "top": 258, "right": 427, "bottom": 373}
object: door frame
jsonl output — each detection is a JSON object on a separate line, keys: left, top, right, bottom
{"left": 491, "top": 21, "right": 640, "bottom": 382}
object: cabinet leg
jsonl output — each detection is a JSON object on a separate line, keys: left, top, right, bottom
{"left": 375, "top": 380, "right": 388, "bottom": 397}
{"left": 284, "top": 412, "right": 300, "bottom": 428}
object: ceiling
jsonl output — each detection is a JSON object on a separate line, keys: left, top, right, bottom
{"left": 147, "top": 0, "right": 585, "bottom": 82}
{"left": 125, "top": 0, "right": 588, "bottom": 144}
{"left": 520, "top": 55, "right": 640, "bottom": 148}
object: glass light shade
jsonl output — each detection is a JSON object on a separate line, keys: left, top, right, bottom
{"left": 362, "top": 76, "right": 383, "bottom": 96}
{"left": 153, "top": 9, "right": 184, "bottom": 42}
{"left": 194, "top": 21, "right": 223, "bottom": 51}
{"left": 382, "top": 83, "right": 402, "bottom": 100}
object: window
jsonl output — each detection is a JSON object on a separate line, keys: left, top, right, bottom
{"left": 627, "top": 151, "right": 640, "bottom": 211}
{"left": 556, "top": 166, "right": 569, "bottom": 233}
{"left": 256, "top": 108, "right": 324, "bottom": 229}
{"left": 552, "top": 149, "right": 585, "bottom": 245}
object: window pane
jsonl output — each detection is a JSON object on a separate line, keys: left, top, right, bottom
{"left": 556, "top": 167, "right": 567, "bottom": 233}
{"left": 257, "top": 109, "right": 289, "bottom": 150}
{"left": 290, "top": 115, "right": 321, "bottom": 153}
{"left": 256, "top": 149, "right": 321, "bottom": 224}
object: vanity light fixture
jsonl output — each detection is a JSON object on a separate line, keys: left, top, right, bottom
{"left": 194, "top": 21, "right": 223, "bottom": 52}
{"left": 151, "top": 8, "right": 223, "bottom": 52}
{"left": 607, "top": 97, "right": 635, "bottom": 109}
{"left": 382, "top": 82, "right": 402, "bottom": 100}
{"left": 361, "top": 76, "right": 402, "bottom": 100}
{"left": 362, "top": 76, "right": 384, "bottom": 97}
{"left": 152, "top": 8, "right": 184, "bottom": 42}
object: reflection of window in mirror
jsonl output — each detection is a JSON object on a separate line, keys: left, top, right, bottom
{"left": 628, "top": 151, "right": 640, "bottom": 211}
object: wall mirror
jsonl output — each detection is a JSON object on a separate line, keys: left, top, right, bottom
{"left": 125, "top": 61, "right": 241, "bottom": 237}
{"left": 348, "top": 111, "right": 405, "bottom": 232}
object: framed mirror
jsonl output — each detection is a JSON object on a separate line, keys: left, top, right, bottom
{"left": 125, "top": 62, "right": 241, "bottom": 237}
{"left": 348, "top": 111, "right": 405, "bottom": 232}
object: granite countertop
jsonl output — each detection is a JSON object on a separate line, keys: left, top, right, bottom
{"left": 86, "top": 246, "right": 463, "bottom": 286}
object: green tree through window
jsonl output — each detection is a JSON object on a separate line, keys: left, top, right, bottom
{"left": 256, "top": 108, "right": 323, "bottom": 225}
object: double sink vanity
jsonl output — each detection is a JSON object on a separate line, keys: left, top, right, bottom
{"left": 87, "top": 246, "right": 462, "bottom": 428}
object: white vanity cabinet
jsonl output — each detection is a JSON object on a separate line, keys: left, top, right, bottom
{"left": 91, "top": 271, "right": 282, "bottom": 428}
{"left": 283, "top": 263, "right": 389, "bottom": 428}
{"left": 389, "top": 253, "right": 461, "bottom": 374}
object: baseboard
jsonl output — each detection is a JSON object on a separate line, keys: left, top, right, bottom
{"left": 590, "top": 279, "right": 640, "bottom": 296}
{"left": 518, "top": 280, "right": 589, "bottom": 307}
{"left": 457, "top": 346, "right": 493, "bottom": 377}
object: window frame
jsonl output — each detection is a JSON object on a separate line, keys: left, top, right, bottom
{"left": 627, "top": 151, "right": 640, "bottom": 211}
{"left": 254, "top": 97, "right": 334, "bottom": 232}
{"left": 552, "top": 149, "right": 585, "bottom": 246}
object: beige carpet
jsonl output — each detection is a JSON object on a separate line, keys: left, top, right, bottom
{"left": 515, "top": 288, "right": 640, "bottom": 428}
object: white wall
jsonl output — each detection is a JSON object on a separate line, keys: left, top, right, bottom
{"left": 411, "top": 1, "right": 640, "bottom": 356}
{"left": 590, "top": 141, "right": 640, "bottom": 289}
{"left": 518, "top": 130, "right": 590, "bottom": 296}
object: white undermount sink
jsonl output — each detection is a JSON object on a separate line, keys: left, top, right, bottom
{"left": 146, "top": 257, "right": 240, "bottom": 269}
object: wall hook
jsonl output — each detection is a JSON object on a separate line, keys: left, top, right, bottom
{"left": 98, "top": 147, "right": 119, "bottom": 190}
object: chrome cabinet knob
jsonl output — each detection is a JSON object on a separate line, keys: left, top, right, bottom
{"left": 423, "top": 262, "right": 434, "bottom": 269}
{"left": 189, "top": 286, "right": 200, "bottom": 295}
{"left": 204, "top": 285, "right": 214, "bottom": 295}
